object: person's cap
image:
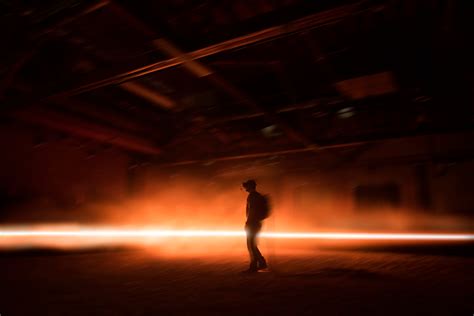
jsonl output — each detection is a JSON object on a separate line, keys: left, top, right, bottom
{"left": 242, "top": 179, "right": 256, "bottom": 189}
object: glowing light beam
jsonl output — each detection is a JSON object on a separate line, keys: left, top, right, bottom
{"left": 0, "top": 229, "right": 473, "bottom": 241}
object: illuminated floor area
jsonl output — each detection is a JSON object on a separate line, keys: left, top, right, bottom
{"left": 1, "top": 242, "right": 473, "bottom": 315}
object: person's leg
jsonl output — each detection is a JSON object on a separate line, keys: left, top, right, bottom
{"left": 252, "top": 227, "right": 267, "bottom": 269}
{"left": 246, "top": 229, "right": 257, "bottom": 270}
{"left": 249, "top": 223, "right": 266, "bottom": 269}
{"left": 254, "top": 245, "right": 266, "bottom": 268}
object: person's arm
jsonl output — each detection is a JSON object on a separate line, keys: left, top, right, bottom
{"left": 245, "top": 196, "right": 249, "bottom": 225}
{"left": 246, "top": 196, "right": 250, "bottom": 219}
{"left": 246, "top": 194, "right": 258, "bottom": 223}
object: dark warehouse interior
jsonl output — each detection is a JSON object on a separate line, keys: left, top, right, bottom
{"left": 0, "top": 0, "right": 473, "bottom": 315}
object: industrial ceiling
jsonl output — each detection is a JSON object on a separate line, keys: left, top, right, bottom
{"left": 1, "top": 0, "right": 473, "bottom": 165}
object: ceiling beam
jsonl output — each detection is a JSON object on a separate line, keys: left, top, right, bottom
{"left": 11, "top": 106, "right": 162, "bottom": 155}
{"left": 43, "top": 0, "right": 111, "bottom": 32}
{"left": 106, "top": 4, "right": 318, "bottom": 149}
{"left": 1, "top": 0, "right": 110, "bottom": 100}
{"left": 50, "top": 97, "right": 160, "bottom": 135}
{"left": 51, "top": 2, "right": 367, "bottom": 98}
{"left": 29, "top": 0, "right": 176, "bottom": 112}
{"left": 204, "top": 98, "right": 343, "bottom": 124}
{"left": 157, "top": 129, "right": 474, "bottom": 167}
{"left": 120, "top": 81, "right": 176, "bottom": 110}
{"left": 157, "top": 142, "right": 369, "bottom": 167}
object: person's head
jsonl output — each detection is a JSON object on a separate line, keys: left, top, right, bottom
{"left": 242, "top": 179, "right": 257, "bottom": 192}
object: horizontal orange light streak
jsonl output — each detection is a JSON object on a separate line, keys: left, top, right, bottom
{"left": 1, "top": 229, "right": 473, "bottom": 240}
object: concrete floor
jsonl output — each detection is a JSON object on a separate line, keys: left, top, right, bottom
{"left": 1, "top": 242, "right": 473, "bottom": 315}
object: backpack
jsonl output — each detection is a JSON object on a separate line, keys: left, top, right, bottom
{"left": 257, "top": 193, "right": 271, "bottom": 220}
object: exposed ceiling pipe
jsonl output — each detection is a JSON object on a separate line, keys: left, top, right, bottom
{"left": 11, "top": 106, "right": 161, "bottom": 155}
{"left": 51, "top": 2, "right": 366, "bottom": 98}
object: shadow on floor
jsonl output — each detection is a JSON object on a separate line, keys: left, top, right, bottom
{"left": 279, "top": 267, "right": 382, "bottom": 280}
{"left": 320, "top": 242, "right": 474, "bottom": 258}
{"left": 0, "top": 246, "right": 135, "bottom": 258}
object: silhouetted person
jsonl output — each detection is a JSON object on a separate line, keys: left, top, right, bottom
{"left": 242, "top": 179, "right": 268, "bottom": 273}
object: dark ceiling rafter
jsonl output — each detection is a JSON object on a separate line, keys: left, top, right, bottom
{"left": 48, "top": 97, "right": 160, "bottom": 137}
{"left": 42, "top": 0, "right": 111, "bottom": 32}
{"left": 11, "top": 106, "right": 162, "bottom": 155}
{"left": 0, "top": 0, "right": 166, "bottom": 156}
{"left": 204, "top": 97, "right": 344, "bottom": 125}
{"left": 0, "top": 46, "right": 39, "bottom": 100}
{"left": 0, "top": 0, "right": 110, "bottom": 100}
{"left": 302, "top": 30, "right": 347, "bottom": 97}
{"left": 50, "top": 1, "right": 368, "bottom": 98}
{"left": 7, "top": 0, "right": 463, "bottom": 163}
{"left": 89, "top": 1, "right": 364, "bottom": 150}
{"left": 119, "top": 81, "right": 176, "bottom": 110}
{"left": 157, "top": 128, "right": 474, "bottom": 167}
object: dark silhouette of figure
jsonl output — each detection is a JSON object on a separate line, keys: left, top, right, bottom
{"left": 242, "top": 179, "right": 268, "bottom": 273}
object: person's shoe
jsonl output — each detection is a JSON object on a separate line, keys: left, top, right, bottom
{"left": 241, "top": 263, "right": 258, "bottom": 274}
{"left": 241, "top": 267, "right": 258, "bottom": 274}
{"left": 257, "top": 261, "right": 268, "bottom": 270}
{"left": 257, "top": 258, "right": 267, "bottom": 270}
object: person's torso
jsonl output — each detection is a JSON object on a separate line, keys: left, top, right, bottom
{"left": 247, "top": 192, "right": 263, "bottom": 223}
